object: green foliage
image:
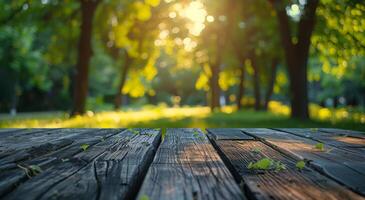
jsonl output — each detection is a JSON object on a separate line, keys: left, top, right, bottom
{"left": 0, "top": 0, "right": 364, "bottom": 121}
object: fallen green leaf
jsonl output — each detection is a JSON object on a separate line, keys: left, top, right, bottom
{"left": 310, "top": 128, "right": 318, "bottom": 132}
{"left": 251, "top": 147, "right": 262, "bottom": 154}
{"left": 247, "top": 158, "right": 272, "bottom": 170}
{"left": 141, "top": 141, "right": 150, "bottom": 146}
{"left": 29, "top": 165, "right": 42, "bottom": 174}
{"left": 296, "top": 160, "right": 306, "bottom": 170}
{"left": 273, "top": 161, "right": 286, "bottom": 172}
{"left": 314, "top": 142, "right": 325, "bottom": 151}
{"left": 193, "top": 131, "right": 200, "bottom": 137}
{"left": 247, "top": 158, "right": 286, "bottom": 172}
{"left": 139, "top": 194, "right": 150, "bottom": 200}
{"left": 128, "top": 128, "right": 140, "bottom": 135}
{"left": 81, "top": 144, "right": 90, "bottom": 151}
{"left": 17, "top": 164, "right": 42, "bottom": 178}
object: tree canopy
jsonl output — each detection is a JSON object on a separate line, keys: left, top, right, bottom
{"left": 0, "top": 0, "right": 364, "bottom": 121}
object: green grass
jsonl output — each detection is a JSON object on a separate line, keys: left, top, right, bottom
{"left": 0, "top": 106, "right": 364, "bottom": 131}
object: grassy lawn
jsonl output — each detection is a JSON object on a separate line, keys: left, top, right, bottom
{"left": 1, "top": 105, "right": 364, "bottom": 131}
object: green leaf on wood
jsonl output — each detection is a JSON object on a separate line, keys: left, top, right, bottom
{"left": 193, "top": 131, "right": 200, "bottom": 137}
{"left": 251, "top": 147, "right": 262, "bottom": 154}
{"left": 273, "top": 161, "right": 286, "bottom": 172}
{"left": 247, "top": 158, "right": 286, "bottom": 172}
{"left": 141, "top": 141, "right": 150, "bottom": 146}
{"left": 17, "top": 164, "right": 43, "bottom": 178}
{"left": 296, "top": 160, "right": 306, "bottom": 170}
{"left": 314, "top": 142, "right": 325, "bottom": 151}
{"left": 310, "top": 128, "right": 318, "bottom": 132}
{"left": 81, "top": 144, "right": 90, "bottom": 151}
{"left": 247, "top": 158, "right": 272, "bottom": 170}
{"left": 139, "top": 194, "right": 150, "bottom": 200}
{"left": 128, "top": 128, "right": 140, "bottom": 135}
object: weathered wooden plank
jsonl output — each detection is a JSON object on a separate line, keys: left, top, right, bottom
{"left": 0, "top": 129, "right": 113, "bottom": 164}
{"left": 241, "top": 128, "right": 365, "bottom": 195}
{"left": 277, "top": 128, "right": 365, "bottom": 155}
{"left": 0, "top": 128, "right": 55, "bottom": 140}
{"left": 137, "top": 128, "right": 245, "bottom": 200}
{"left": 0, "top": 129, "right": 123, "bottom": 197}
{"left": 0, "top": 129, "right": 25, "bottom": 135}
{"left": 319, "top": 128, "right": 365, "bottom": 139}
{"left": 207, "top": 128, "right": 253, "bottom": 140}
{"left": 0, "top": 128, "right": 75, "bottom": 153}
{"left": 211, "top": 139, "right": 364, "bottom": 200}
{"left": 3, "top": 128, "right": 160, "bottom": 200}
{"left": 0, "top": 129, "right": 120, "bottom": 165}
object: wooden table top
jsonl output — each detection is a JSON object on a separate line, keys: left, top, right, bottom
{"left": 0, "top": 128, "right": 364, "bottom": 200}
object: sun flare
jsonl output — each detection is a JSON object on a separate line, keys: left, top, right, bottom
{"left": 178, "top": 1, "right": 207, "bottom": 36}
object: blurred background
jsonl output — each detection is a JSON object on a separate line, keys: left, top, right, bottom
{"left": 0, "top": 0, "right": 364, "bottom": 130}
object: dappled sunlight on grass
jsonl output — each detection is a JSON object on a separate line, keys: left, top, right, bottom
{"left": 0, "top": 106, "right": 210, "bottom": 128}
{"left": 268, "top": 101, "right": 365, "bottom": 124}
{"left": 0, "top": 103, "right": 364, "bottom": 131}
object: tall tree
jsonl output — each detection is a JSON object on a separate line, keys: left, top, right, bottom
{"left": 269, "top": 0, "right": 319, "bottom": 119}
{"left": 263, "top": 58, "right": 279, "bottom": 110}
{"left": 72, "top": 0, "right": 100, "bottom": 115}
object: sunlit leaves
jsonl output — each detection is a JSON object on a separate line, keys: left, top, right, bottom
{"left": 123, "top": 70, "right": 148, "bottom": 97}
{"left": 145, "top": 0, "right": 160, "bottom": 7}
{"left": 219, "top": 70, "right": 239, "bottom": 91}
{"left": 195, "top": 73, "right": 209, "bottom": 91}
{"left": 143, "top": 51, "right": 159, "bottom": 81}
{"left": 312, "top": 0, "right": 365, "bottom": 92}
{"left": 134, "top": 2, "right": 152, "bottom": 21}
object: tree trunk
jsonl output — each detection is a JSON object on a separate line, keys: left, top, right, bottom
{"left": 264, "top": 58, "right": 278, "bottom": 110}
{"left": 114, "top": 53, "right": 132, "bottom": 110}
{"left": 71, "top": 0, "right": 99, "bottom": 116}
{"left": 251, "top": 56, "right": 261, "bottom": 111}
{"left": 210, "top": 63, "right": 220, "bottom": 111}
{"left": 236, "top": 64, "right": 245, "bottom": 110}
{"left": 271, "top": 0, "right": 318, "bottom": 119}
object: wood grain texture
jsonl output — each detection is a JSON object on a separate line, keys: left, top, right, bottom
{"left": 318, "top": 128, "right": 365, "bottom": 139}
{"left": 211, "top": 139, "right": 364, "bottom": 200}
{"left": 277, "top": 128, "right": 365, "bottom": 154}
{"left": 241, "top": 128, "right": 365, "bottom": 196}
{"left": 0, "top": 129, "right": 123, "bottom": 197}
{"left": 207, "top": 128, "right": 253, "bottom": 140}
{"left": 137, "top": 128, "right": 245, "bottom": 200}
{"left": 1, "top": 128, "right": 160, "bottom": 200}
